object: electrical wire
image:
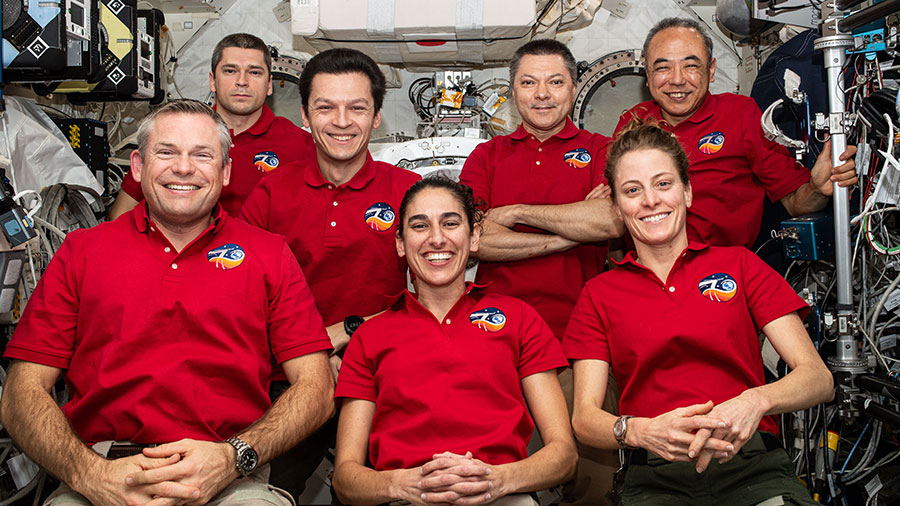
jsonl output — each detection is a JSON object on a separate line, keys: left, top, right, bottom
{"left": 839, "top": 418, "right": 872, "bottom": 475}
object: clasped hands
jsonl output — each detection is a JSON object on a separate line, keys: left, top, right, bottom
{"left": 84, "top": 439, "right": 235, "bottom": 506}
{"left": 634, "top": 392, "right": 767, "bottom": 474}
{"left": 393, "top": 451, "right": 499, "bottom": 506}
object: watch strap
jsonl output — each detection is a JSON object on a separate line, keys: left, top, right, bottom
{"left": 225, "top": 435, "right": 257, "bottom": 476}
{"left": 614, "top": 415, "right": 634, "bottom": 448}
{"left": 343, "top": 315, "right": 365, "bottom": 337}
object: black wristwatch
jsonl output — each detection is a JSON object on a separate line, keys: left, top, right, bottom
{"left": 613, "top": 415, "right": 634, "bottom": 448}
{"left": 225, "top": 436, "right": 258, "bottom": 477}
{"left": 343, "top": 315, "right": 365, "bottom": 337}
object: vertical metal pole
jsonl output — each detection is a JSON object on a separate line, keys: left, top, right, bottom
{"left": 816, "top": 9, "right": 866, "bottom": 378}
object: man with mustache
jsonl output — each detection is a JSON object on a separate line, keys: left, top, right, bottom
{"left": 109, "top": 33, "right": 314, "bottom": 220}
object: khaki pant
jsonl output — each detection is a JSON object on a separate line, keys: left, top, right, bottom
{"left": 44, "top": 443, "right": 293, "bottom": 506}
{"left": 390, "top": 493, "right": 537, "bottom": 505}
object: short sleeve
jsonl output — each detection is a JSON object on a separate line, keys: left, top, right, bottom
{"left": 334, "top": 325, "right": 377, "bottom": 401}
{"left": 459, "top": 143, "right": 492, "bottom": 208}
{"left": 516, "top": 301, "right": 569, "bottom": 378}
{"left": 739, "top": 248, "right": 809, "bottom": 328}
{"left": 740, "top": 98, "right": 810, "bottom": 202}
{"left": 239, "top": 174, "right": 275, "bottom": 228}
{"left": 614, "top": 104, "right": 651, "bottom": 136}
{"left": 5, "top": 234, "right": 83, "bottom": 369}
{"left": 267, "top": 240, "right": 332, "bottom": 362}
{"left": 562, "top": 283, "right": 611, "bottom": 363}
{"left": 120, "top": 171, "right": 144, "bottom": 201}
{"left": 589, "top": 134, "right": 611, "bottom": 188}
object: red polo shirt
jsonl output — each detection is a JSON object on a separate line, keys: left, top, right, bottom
{"left": 5, "top": 202, "right": 332, "bottom": 444}
{"left": 240, "top": 154, "right": 420, "bottom": 326}
{"left": 336, "top": 284, "right": 568, "bottom": 470}
{"left": 121, "top": 105, "right": 315, "bottom": 216}
{"left": 459, "top": 119, "right": 610, "bottom": 339}
{"left": 563, "top": 243, "right": 809, "bottom": 435}
{"left": 616, "top": 93, "right": 810, "bottom": 248}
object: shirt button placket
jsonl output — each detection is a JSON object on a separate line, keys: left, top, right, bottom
{"left": 325, "top": 185, "right": 341, "bottom": 243}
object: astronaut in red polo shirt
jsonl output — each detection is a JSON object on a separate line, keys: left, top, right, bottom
{"left": 459, "top": 39, "right": 623, "bottom": 340}
{"left": 0, "top": 100, "right": 334, "bottom": 506}
{"left": 240, "top": 47, "right": 420, "bottom": 499}
{"left": 458, "top": 38, "right": 624, "bottom": 506}
{"left": 108, "top": 33, "right": 314, "bottom": 220}
{"left": 242, "top": 48, "right": 420, "bottom": 370}
{"left": 615, "top": 17, "right": 857, "bottom": 248}
{"left": 332, "top": 177, "right": 576, "bottom": 506}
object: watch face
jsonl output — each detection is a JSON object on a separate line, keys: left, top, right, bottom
{"left": 238, "top": 449, "right": 258, "bottom": 472}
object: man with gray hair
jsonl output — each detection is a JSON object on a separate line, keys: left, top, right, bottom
{"left": 617, "top": 17, "right": 858, "bottom": 249}
{"left": 1, "top": 99, "right": 334, "bottom": 506}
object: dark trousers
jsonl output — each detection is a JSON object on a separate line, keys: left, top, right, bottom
{"left": 621, "top": 432, "right": 817, "bottom": 506}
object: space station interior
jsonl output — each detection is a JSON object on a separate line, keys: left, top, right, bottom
{"left": 0, "top": 0, "right": 899, "bottom": 505}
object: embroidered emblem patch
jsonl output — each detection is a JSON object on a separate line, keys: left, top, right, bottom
{"left": 364, "top": 202, "right": 395, "bottom": 232}
{"left": 563, "top": 148, "right": 591, "bottom": 169}
{"left": 254, "top": 151, "right": 279, "bottom": 172}
{"left": 207, "top": 243, "right": 246, "bottom": 270}
{"left": 469, "top": 307, "right": 507, "bottom": 332}
{"left": 698, "top": 131, "right": 725, "bottom": 155}
{"left": 698, "top": 272, "right": 737, "bottom": 302}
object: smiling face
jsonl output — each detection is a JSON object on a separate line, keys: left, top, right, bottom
{"left": 209, "top": 47, "right": 273, "bottom": 120}
{"left": 645, "top": 26, "right": 716, "bottom": 126}
{"left": 131, "top": 112, "right": 231, "bottom": 231}
{"left": 512, "top": 54, "right": 576, "bottom": 141}
{"left": 396, "top": 187, "right": 480, "bottom": 293}
{"left": 302, "top": 71, "right": 381, "bottom": 173}
{"left": 612, "top": 148, "right": 692, "bottom": 250}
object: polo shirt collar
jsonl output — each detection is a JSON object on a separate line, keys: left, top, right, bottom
{"left": 303, "top": 152, "right": 377, "bottom": 190}
{"left": 510, "top": 118, "right": 580, "bottom": 141}
{"left": 613, "top": 240, "right": 709, "bottom": 269}
{"left": 387, "top": 281, "right": 489, "bottom": 312}
{"left": 132, "top": 200, "right": 228, "bottom": 235}
{"left": 682, "top": 92, "right": 715, "bottom": 124}
{"left": 213, "top": 104, "right": 275, "bottom": 138}
{"left": 244, "top": 104, "right": 275, "bottom": 136}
